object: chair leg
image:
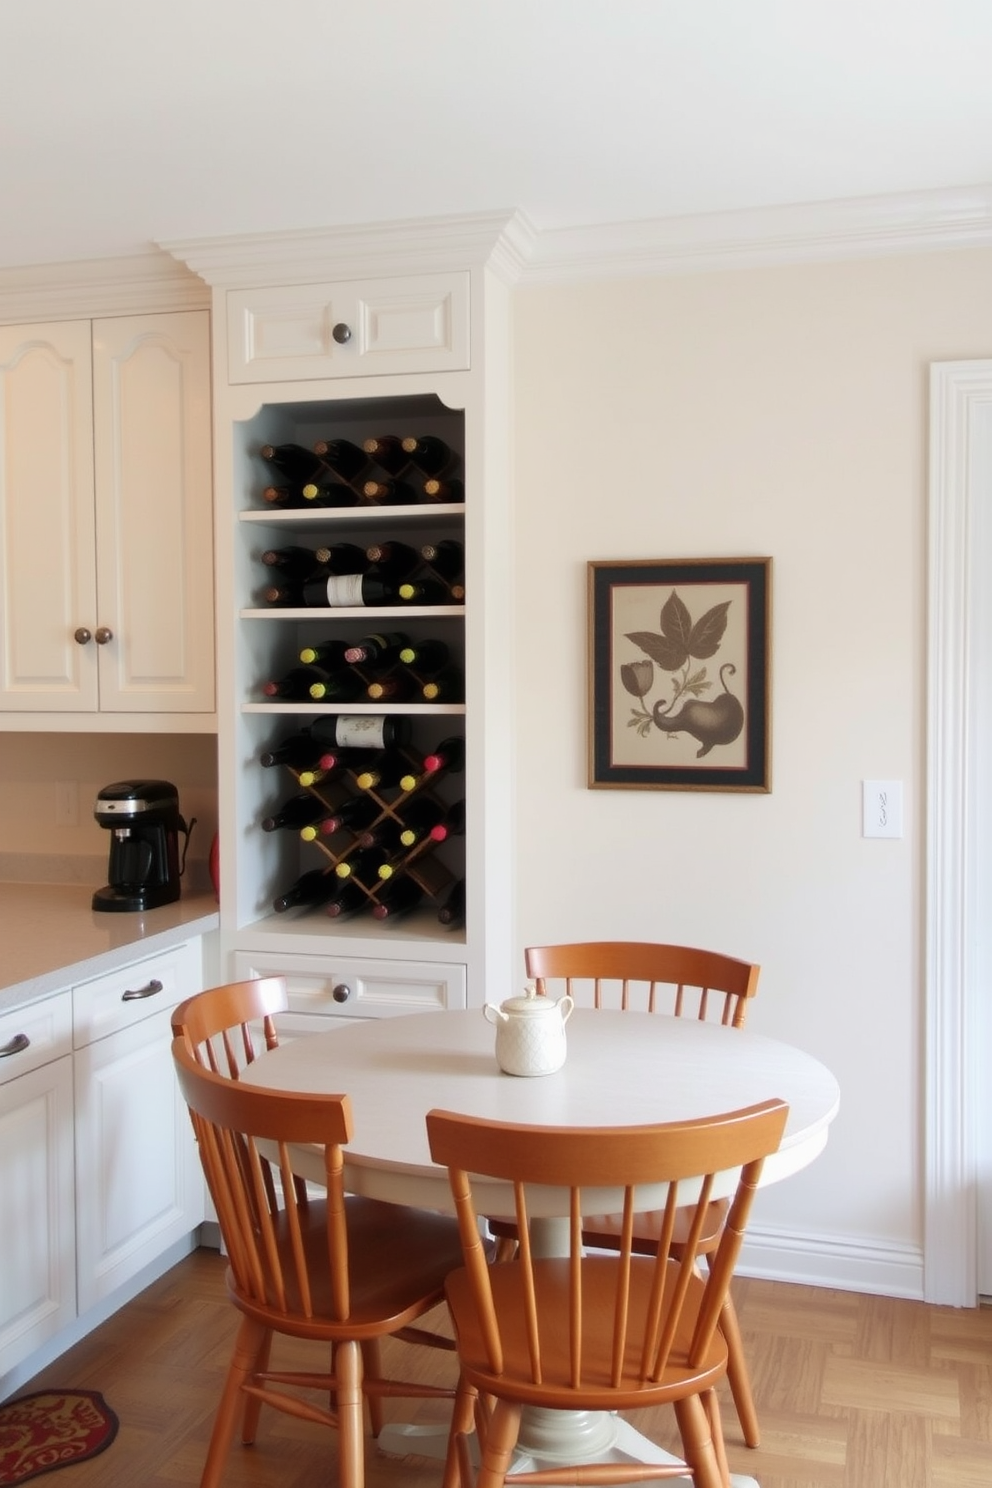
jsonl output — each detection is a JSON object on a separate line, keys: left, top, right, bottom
{"left": 240, "top": 1326, "right": 272, "bottom": 1444}
{"left": 476, "top": 1399, "right": 521, "bottom": 1488}
{"left": 720, "top": 1291, "right": 760, "bottom": 1447}
{"left": 673, "top": 1393, "right": 726, "bottom": 1488}
{"left": 442, "top": 1376, "right": 479, "bottom": 1488}
{"left": 335, "top": 1338, "right": 365, "bottom": 1488}
{"left": 703, "top": 1388, "right": 731, "bottom": 1486}
{"left": 200, "top": 1315, "right": 267, "bottom": 1488}
{"left": 361, "top": 1339, "right": 385, "bottom": 1437}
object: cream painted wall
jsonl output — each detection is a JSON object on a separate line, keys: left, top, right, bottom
{"left": 512, "top": 247, "right": 992, "bottom": 1285}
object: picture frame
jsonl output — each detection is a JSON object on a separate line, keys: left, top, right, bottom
{"left": 588, "top": 557, "right": 771, "bottom": 791}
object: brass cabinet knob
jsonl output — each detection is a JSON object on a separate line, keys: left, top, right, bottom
{"left": 74, "top": 627, "right": 92, "bottom": 645}
{"left": 94, "top": 626, "right": 114, "bottom": 645}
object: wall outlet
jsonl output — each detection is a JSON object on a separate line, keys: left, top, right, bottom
{"left": 862, "top": 780, "right": 903, "bottom": 839}
{"left": 55, "top": 780, "right": 79, "bottom": 828}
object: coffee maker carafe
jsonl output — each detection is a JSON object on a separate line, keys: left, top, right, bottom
{"left": 92, "top": 780, "right": 193, "bottom": 913}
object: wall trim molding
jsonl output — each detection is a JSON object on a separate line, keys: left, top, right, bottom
{"left": 0, "top": 251, "right": 209, "bottom": 323}
{"left": 739, "top": 1225, "right": 924, "bottom": 1300}
{"left": 925, "top": 360, "right": 992, "bottom": 1305}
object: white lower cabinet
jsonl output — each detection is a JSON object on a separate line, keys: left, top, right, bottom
{"left": 0, "top": 993, "right": 75, "bottom": 1377}
{"left": 73, "top": 942, "right": 205, "bottom": 1312}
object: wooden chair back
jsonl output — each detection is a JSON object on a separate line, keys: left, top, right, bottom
{"left": 525, "top": 942, "right": 759, "bottom": 1027}
{"left": 427, "top": 1099, "right": 787, "bottom": 1394}
{"left": 171, "top": 975, "right": 288, "bottom": 1076}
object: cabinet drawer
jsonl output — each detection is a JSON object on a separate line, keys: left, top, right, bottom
{"left": 227, "top": 273, "right": 470, "bottom": 383}
{"left": 0, "top": 992, "right": 73, "bottom": 1086}
{"left": 233, "top": 951, "right": 466, "bottom": 1022}
{"left": 73, "top": 941, "right": 200, "bottom": 1048}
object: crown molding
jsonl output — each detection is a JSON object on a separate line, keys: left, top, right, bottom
{"left": 0, "top": 250, "right": 209, "bottom": 323}
{"left": 161, "top": 209, "right": 538, "bottom": 291}
{"left": 519, "top": 182, "right": 992, "bottom": 285}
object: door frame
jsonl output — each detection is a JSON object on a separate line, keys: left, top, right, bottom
{"left": 926, "top": 359, "right": 992, "bottom": 1304}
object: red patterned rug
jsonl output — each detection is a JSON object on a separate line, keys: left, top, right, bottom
{"left": 0, "top": 1391, "right": 118, "bottom": 1484}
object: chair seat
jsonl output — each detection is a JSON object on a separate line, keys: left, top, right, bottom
{"left": 489, "top": 1199, "right": 728, "bottom": 1257}
{"left": 444, "top": 1257, "right": 728, "bottom": 1412}
{"left": 227, "top": 1194, "right": 464, "bottom": 1339}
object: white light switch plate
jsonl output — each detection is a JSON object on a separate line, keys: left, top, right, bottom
{"left": 862, "top": 780, "right": 903, "bottom": 838}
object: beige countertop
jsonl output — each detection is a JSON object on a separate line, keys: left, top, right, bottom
{"left": 0, "top": 882, "right": 219, "bottom": 1015}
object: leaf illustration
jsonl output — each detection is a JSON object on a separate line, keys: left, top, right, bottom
{"left": 688, "top": 601, "right": 731, "bottom": 659}
{"left": 683, "top": 667, "right": 711, "bottom": 697}
{"left": 661, "top": 590, "right": 693, "bottom": 649}
{"left": 625, "top": 630, "right": 687, "bottom": 672}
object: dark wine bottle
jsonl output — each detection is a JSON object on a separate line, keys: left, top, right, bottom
{"left": 334, "top": 846, "right": 391, "bottom": 882}
{"left": 299, "top": 481, "right": 362, "bottom": 509}
{"left": 309, "top": 714, "right": 412, "bottom": 750}
{"left": 397, "top": 578, "right": 459, "bottom": 606}
{"left": 307, "top": 669, "right": 368, "bottom": 703}
{"left": 313, "top": 745, "right": 380, "bottom": 774}
{"left": 355, "top": 817, "right": 406, "bottom": 854}
{"left": 362, "top": 479, "right": 418, "bottom": 506}
{"left": 423, "top": 736, "right": 466, "bottom": 775}
{"left": 420, "top": 540, "right": 465, "bottom": 581}
{"left": 429, "top": 797, "right": 466, "bottom": 842}
{"left": 261, "top": 793, "right": 329, "bottom": 832}
{"left": 364, "top": 541, "right": 421, "bottom": 581}
{"left": 312, "top": 438, "right": 369, "bottom": 481}
{"left": 299, "top": 794, "right": 380, "bottom": 841}
{"left": 261, "top": 484, "right": 307, "bottom": 509}
{"left": 343, "top": 631, "right": 411, "bottom": 667}
{"left": 401, "top": 435, "right": 453, "bottom": 476}
{"left": 284, "top": 573, "right": 399, "bottom": 608}
{"left": 437, "top": 876, "right": 466, "bottom": 927}
{"left": 372, "top": 874, "right": 426, "bottom": 920}
{"left": 354, "top": 751, "right": 411, "bottom": 792}
{"left": 258, "top": 731, "right": 325, "bottom": 770}
{"left": 261, "top": 666, "right": 337, "bottom": 702}
{"left": 367, "top": 673, "right": 419, "bottom": 703}
{"left": 362, "top": 435, "right": 409, "bottom": 476}
{"left": 397, "top": 796, "right": 447, "bottom": 847}
{"left": 260, "top": 442, "right": 326, "bottom": 483}
{"left": 261, "top": 545, "right": 327, "bottom": 581}
{"left": 298, "top": 638, "right": 353, "bottom": 668}
{"left": 422, "top": 478, "right": 464, "bottom": 503}
{"left": 421, "top": 667, "right": 464, "bottom": 703}
{"left": 324, "top": 878, "right": 370, "bottom": 920}
{"left": 310, "top": 543, "right": 369, "bottom": 575}
{"left": 272, "top": 867, "right": 342, "bottom": 914}
{"left": 397, "top": 638, "right": 451, "bottom": 674}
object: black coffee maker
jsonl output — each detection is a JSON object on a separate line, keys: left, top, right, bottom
{"left": 92, "top": 780, "right": 193, "bottom": 913}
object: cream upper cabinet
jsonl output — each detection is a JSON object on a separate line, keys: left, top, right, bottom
{"left": 0, "top": 310, "right": 215, "bottom": 729}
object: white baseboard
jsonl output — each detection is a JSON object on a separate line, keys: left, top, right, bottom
{"left": 738, "top": 1225, "right": 925, "bottom": 1302}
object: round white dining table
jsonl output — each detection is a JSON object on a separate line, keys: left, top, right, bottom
{"left": 242, "top": 1006, "right": 840, "bottom": 1488}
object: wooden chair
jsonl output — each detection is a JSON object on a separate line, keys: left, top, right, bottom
{"left": 172, "top": 1034, "right": 463, "bottom": 1488}
{"left": 427, "top": 1099, "right": 789, "bottom": 1488}
{"left": 494, "top": 942, "right": 762, "bottom": 1448}
{"left": 171, "top": 975, "right": 289, "bottom": 1076}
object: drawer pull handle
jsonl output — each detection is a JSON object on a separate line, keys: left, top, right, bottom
{"left": 0, "top": 1033, "right": 30, "bottom": 1058}
{"left": 332, "top": 983, "right": 352, "bottom": 1003}
{"left": 121, "top": 978, "right": 164, "bottom": 1002}
{"left": 331, "top": 322, "right": 352, "bottom": 345}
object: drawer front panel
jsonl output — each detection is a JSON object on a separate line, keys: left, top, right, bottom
{"left": 0, "top": 992, "right": 73, "bottom": 1086}
{"left": 232, "top": 951, "right": 467, "bottom": 1022}
{"left": 72, "top": 941, "right": 200, "bottom": 1048}
{"left": 227, "top": 274, "right": 470, "bottom": 383}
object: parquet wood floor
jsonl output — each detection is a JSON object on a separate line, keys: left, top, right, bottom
{"left": 16, "top": 1248, "right": 992, "bottom": 1487}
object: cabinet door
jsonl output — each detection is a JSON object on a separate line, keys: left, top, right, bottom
{"left": 91, "top": 311, "right": 215, "bottom": 713}
{"left": 0, "top": 1057, "right": 76, "bottom": 1375}
{"left": 0, "top": 321, "right": 98, "bottom": 712}
{"left": 74, "top": 1003, "right": 203, "bottom": 1313}
{"left": 227, "top": 274, "right": 470, "bottom": 383}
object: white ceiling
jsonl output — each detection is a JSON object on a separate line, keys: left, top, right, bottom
{"left": 2, "top": 0, "right": 992, "bottom": 272}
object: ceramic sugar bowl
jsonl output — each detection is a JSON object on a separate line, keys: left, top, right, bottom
{"left": 483, "top": 982, "right": 574, "bottom": 1076}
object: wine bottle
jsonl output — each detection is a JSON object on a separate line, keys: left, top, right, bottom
{"left": 367, "top": 673, "right": 419, "bottom": 703}
{"left": 281, "top": 573, "right": 399, "bottom": 608}
{"left": 271, "top": 867, "right": 342, "bottom": 914}
{"left": 423, "top": 736, "right": 466, "bottom": 775}
{"left": 401, "top": 435, "right": 453, "bottom": 476}
{"left": 261, "top": 545, "right": 327, "bottom": 581}
{"left": 422, "top": 478, "right": 464, "bottom": 503}
{"left": 299, "top": 481, "right": 362, "bottom": 509}
{"left": 324, "top": 879, "right": 370, "bottom": 920}
{"left": 420, "top": 540, "right": 464, "bottom": 581}
{"left": 307, "top": 670, "right": 368, "bottom": 703}
{"left": 396, "top": 796, "right": 446, "bottom": 847}
{"left": 397, "top": 638, "right": 451, "bottom": 674}
{"left": 298, "top": 638, "right": 353, "bottom": 668}
{"left": 364, "top": 541, "right": 421, "bottom": 581}
{"left": 261, "top": 484, "right": 307, "bottom": 509}
{"left": 354, "top": 751, "right": 410, "bottom": 792}
{"left": 371, "top": 874, "right": 426, "bottom": 920}
{"left": 355, "top": 817, "right": 406, "bottom": 854}
{"left": 299, "top": 794, "right": 380, "bottom": 841}
{"left": 258, "top": 731, "right": 325, "bottom": 770}
{"left": 437, "top": 876, "right": 466, "bottom": 927}
{"left": 334, "top": 846, "right": 391, "bottom": 881}
{"left": 261, "top": 793, "right": 329, "bottom": 832}
{"left": 429, "top": 797, "right": 466, "bottom": 842}
{"left": 342, "top": 631, "right": 411, "bottom": 667}
{"left": 261, "top": 442, "right": 325, "bottom": 483}
{"left": 313, "top": 745, "right": 381, "bottom": 775}
{"left": 261, "top": 666, "right": 337, "bottom": 702}
{"left": 310, "top": 542, "right": 369, "bottom": 575}
{"left": 312, "top": 438, "right": 369, "bottom": 481}
{"left": 309, "top": 714, "right": 412, "bottom": 750}
{"left": 362, "top": 435, "right": 409, "bottom": 476}
{"left": 362, "top": 479, "right": 418, "bottom": 506}
{"left": 421, "top": 667, "right": 464, "bottom": 703}
{"left": 397, "top": 578, "right": 459, "bottom": 606}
